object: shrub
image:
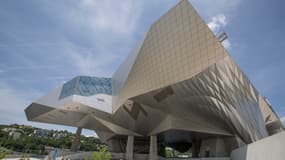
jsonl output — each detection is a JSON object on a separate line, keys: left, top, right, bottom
{"left": 92, "top": 147, "right": 111, "bottom": 160}
{"left": 0, "top": 152, "right": 6, "bottom": 160}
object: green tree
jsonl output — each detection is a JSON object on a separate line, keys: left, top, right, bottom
{"left": 0, "top": 125, "right": 104, "bottom": 155}
{"left": 92, "top": 147, "right": 111, "bottom": 160}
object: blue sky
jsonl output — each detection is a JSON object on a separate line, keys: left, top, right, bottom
{"left": 0, "top": 0, "right": 284, "bottom": 136}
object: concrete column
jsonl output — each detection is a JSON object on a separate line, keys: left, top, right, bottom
{"left": 192, "top": 139, "right": 201, "bottom": 157}
{"left": 215, "top": 137, "right": 226, "bottom": 157}
{"left": 149, "top": 135, "right": 158, "bottom": 160}
{"left": 71, "top": 127, "right": 82, "bottom": 152}
{"left": 125, "top": 135, "right": 134, "bottom": 160}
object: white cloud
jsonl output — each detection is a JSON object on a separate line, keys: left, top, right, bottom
{"left": 208, "top": 14, "right": 227, "bottom": 33}
{"left": 0, "top": 83, "right": 67, "bottom": 132}
{"left": 207, "top": 14, "right": 231, "bottom": 49}
{"left": 42, "top": 0, "right": 143, "bottom": 35}
{"left": 62, "top": 41, "right": 119, "bottom": 77}
{"left": 78, "top": 0, "right": 143, "bottom": 34}
{"left": 190, "top": 0, "right": 241, "bottom": 18}
{"left": 190, "top": 0, "right": 242, "bottom": 50}
{"left": 34, "top": 0, "right": 145, "bottom": 78}
{"left": 222, "top": 39, "right": 231, "bottom": 49}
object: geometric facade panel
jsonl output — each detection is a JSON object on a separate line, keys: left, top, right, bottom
{"left": 113, "top": 0, "right": 228, "bottom": 111}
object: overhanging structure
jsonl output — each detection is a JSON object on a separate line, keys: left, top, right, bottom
{"left": 25, "top": 0, "right": 284, "bottom": 159}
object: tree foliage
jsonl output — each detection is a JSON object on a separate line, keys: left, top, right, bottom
{"left": 92, "top": 147, "right": 111, "bottom": 160}
{"left": 0, "top": 125, "right": 104, "bottom": 155}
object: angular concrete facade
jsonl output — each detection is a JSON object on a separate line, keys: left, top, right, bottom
{"left": 25, "top": 0, "right": 284, "bottom": 159}
{"left": 231, "top": 132, "right": 285, "bottom": 160}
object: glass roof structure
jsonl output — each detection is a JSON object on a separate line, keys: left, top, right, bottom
{"left": 59, "top": 76, "right": 112, "bottom": 99}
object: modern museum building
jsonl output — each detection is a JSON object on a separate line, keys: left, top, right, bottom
{"left": 25, "top": 0, "right": 285, "bottom": 159}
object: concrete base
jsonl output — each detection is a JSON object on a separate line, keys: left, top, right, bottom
{"left": 70, "top": 127, "right": 82, "bottom": 152}
{"left": 126, "top": 136, "right": 134, "bottom": 160}
{"left": 231, "top": 131, "right": 285, "bottom": 160}
{"left": 149, "top": 136, "right": 158, "bottom": 160}
{"left": 200, "top": 137, "right": 226, "bottom": 157}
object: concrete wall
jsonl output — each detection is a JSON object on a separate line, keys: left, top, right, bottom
{"left": 231, "top": 131, "right": 285, "bottom": 160}
{"left": 200, "top": 138, "right": 226, "bottom": 157}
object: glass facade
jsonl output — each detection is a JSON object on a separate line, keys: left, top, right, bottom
{"left": 59, "top": 76, "right": 112, "bottom": 99}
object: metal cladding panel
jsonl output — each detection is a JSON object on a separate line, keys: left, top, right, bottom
{"left": 110, "top": 0, "right": 268, "bottom": 142}
{"left": 213, "top": 57, "right": 268, "bottom": 142}
{"left": 258, "top": 96, "right": 279, "bottom": 124}
{"left": 127, "top": 56, "right": 268, "bottom": 143}
{"left": 112, "top": 31, "right": 148, "bottom": 113}
{"left": 25, "top": 103, "right": 55, "bottom": 121}
{"left": 113, "top": 0, "right": 227, "bottom": 112}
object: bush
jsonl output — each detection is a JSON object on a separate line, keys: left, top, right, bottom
{"left": 92, "top": 147, "right": 111, "bottom": 160}
{"left": 0, "top": 152, "right": 6, "bottom": 160}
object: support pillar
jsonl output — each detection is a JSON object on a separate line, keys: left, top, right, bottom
{"left": 149, "top": 135, "right": 158, "bottom": 160}
{"left": 192, "top": 139, "right": 201, "bottom": 157}
{"left": 71, "top": 127, "right": 82, "bottom": 152}
{"left": 125, "top": 136, "right": 134, "bottom": 160}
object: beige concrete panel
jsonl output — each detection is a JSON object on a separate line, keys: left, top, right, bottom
{"left": 231, "top": 131, "right": 285, "bottom": 160}
{"left": 111, "top": 101, "right": 168, "bottom": 136}
{"left": 91, "top": 114, "right": 142, "bottom": 136}
{"left": 96, "top": 130, "right": 115, "bottom": 143}
{"left": 126, "top": 55, "right": 268, "bottom": 142}
{"left": 113, "top": 0, "right": 228, "bottom": 112}
{"left": 200, "top": 137, "right": 226, "bottom": 157}
{"left": 148, "top": 115, "right": 173, "bottom": 136}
